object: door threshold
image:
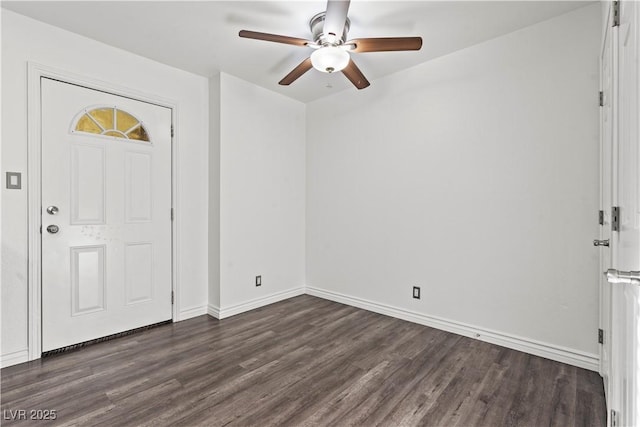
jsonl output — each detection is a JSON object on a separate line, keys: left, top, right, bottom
{"left": 41, "top": 319, "right": 172, "bottom": 357}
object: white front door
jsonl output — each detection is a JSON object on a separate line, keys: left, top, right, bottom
{"left": 41, "top": 78, "right": 173, "bottom": 352}
{"left": 607, "top": 1, "right": 640, "bottom": 425}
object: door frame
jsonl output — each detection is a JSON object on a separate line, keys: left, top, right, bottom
{"left": 26, "top": 62, "right": 180, "bottom": 361}
{"left": 598, "top": 0, "right": 615, "bottom": 399}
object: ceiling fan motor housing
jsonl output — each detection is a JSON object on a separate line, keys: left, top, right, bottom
{"left": 310, "top": 12, "right": 350, "bottom": 45}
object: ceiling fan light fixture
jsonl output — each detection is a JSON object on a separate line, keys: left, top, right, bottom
{"left": 310, "top": 46, "right": 350, "bottom": 73}
{"left": 239, "top": 0, "right": 422, "bottom": 89}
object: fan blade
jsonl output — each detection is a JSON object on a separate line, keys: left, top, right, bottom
{"left": 342, "top": 59, "right": 370, "bottom": 90}
{"left": 347, "top": 37, "right": 423, "bottom": 53}
{"left": 279, "top": 58, "right": 313, "bottom": 85}
{"left": 239, "top": 30, "right": 310, "bottom": 47}
{"left": 324, "top": 0, "right": 350, "bottom": 40}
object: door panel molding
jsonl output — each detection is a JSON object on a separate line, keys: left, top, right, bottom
{"left": 70, "top": 142, "right": 106, "bottom": 225}
{"left": 70, "top": 245, "right": 107, "bottom": 316}
{"left": 124, "top": 242, "right": 154, "bottom": 306}
{"left": 125, "top": 150, "right": 153, "bottom": 223}
{"left": 27, "top": 62, "right": 179, "bottom": 361}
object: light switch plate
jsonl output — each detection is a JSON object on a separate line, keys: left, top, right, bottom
{"left": 6, "top": 172, "right": 21, "bottom": 189}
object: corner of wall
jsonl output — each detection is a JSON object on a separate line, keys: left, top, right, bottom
{"left": 208, "top": 72, "right": 221, "bottom": 311}
{"left": 216, "top": 73, "right": 306, "bottom": 315}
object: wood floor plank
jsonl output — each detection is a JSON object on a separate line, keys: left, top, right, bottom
{"left": 0, "top": 295, "right": 606, "bottom": 426}
{"left": 331, "top": 333, "right": 467, "bottom": 425}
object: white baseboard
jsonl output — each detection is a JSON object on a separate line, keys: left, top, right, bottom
{"left": 207, "top": 304, "right": 221, "bottom": 319}
{"left": 216, "top": 287, "right": 305, "bottom": 319}
{"left": 306, "top": 286, "right": 599, "bottom": 372}
{"left": 178, "top": 305, "right": 208, "bottom": 321}
{"left": 0, "top": 348, "right": 29, "bottom": 369}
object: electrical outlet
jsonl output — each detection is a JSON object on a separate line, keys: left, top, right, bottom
{"left": 413, "top": 286, "right": 420, "bottom": 299}
{"left": 256, "top": 275, "right": 261, "bottom": 287}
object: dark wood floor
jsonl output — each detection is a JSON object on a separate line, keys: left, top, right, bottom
{"left": 1, "top": 295, "right": 605, "bottom": 426}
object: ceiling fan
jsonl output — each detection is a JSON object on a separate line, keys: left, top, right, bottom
{"left": 239, "top": 0, "right": 422, "bottom": 90}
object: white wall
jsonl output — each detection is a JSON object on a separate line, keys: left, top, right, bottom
{"left": 306, "top": 5, "right": 601, "bottom": 367}
{"left": 217, "top": 73, "right": 306, "bottom": 316}
{"left": 1, "top": 10, "right": 209, "bottom": 366}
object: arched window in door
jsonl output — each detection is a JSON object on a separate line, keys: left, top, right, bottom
{"left": 73, "top": 106, "right": 150, "bottom": 142}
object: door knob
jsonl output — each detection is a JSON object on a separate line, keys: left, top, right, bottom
{"left": 46, "top": 206, "right": 59, "bottom": 215}
{"left": 46, "top": 225, "right": 59, "bottom": 234}
{"left": 593, "top": 239, "right": 610, "bottom": 247}
{"left": 604, "top": 268, "right": 640, "bottom": 285}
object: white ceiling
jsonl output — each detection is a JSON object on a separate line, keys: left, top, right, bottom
{"left": 2, "top": 1, "right": 592, "bottom": 103}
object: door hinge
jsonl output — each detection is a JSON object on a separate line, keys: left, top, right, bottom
{"left": 612, "top": 206, "right": 620, "bottom": 231}
{"left": 599, "top": 210, "right": 604, "bottom": 225}
{"left": 39, "top": 225, "right": 42, "bottom": 234}
{"left": 598, "top": 328, "right": 604, "bottom": 344}
{"left": 599, "top": 91, "right": 604, "bottom": 107}
{"left": 171, "top": 208, "right": 174, "bottom": 221}
{"left": 612, "top": 1, "right": 619, "bottom": 27}
{"left": 611, "top": 409, "right": 618, "bottom": 427}
{"left": 171, "top": 125, "right": 174, "bottom": 138}
{"left": 171, "top": 291, "right": 174, "bottom": 305}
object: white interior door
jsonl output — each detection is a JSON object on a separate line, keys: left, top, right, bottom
{"left": 599, "top": 4, "right": 614, "bottom": 402}
{"left": 41, "top": 78, "right": 173, "bottom": 352}
{"left": 607, "top": 1, "right": 640, "bottom": 425}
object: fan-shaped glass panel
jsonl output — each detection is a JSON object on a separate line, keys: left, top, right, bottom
{"left": 74, "top": 107, "right": 150, "bottom": 142}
